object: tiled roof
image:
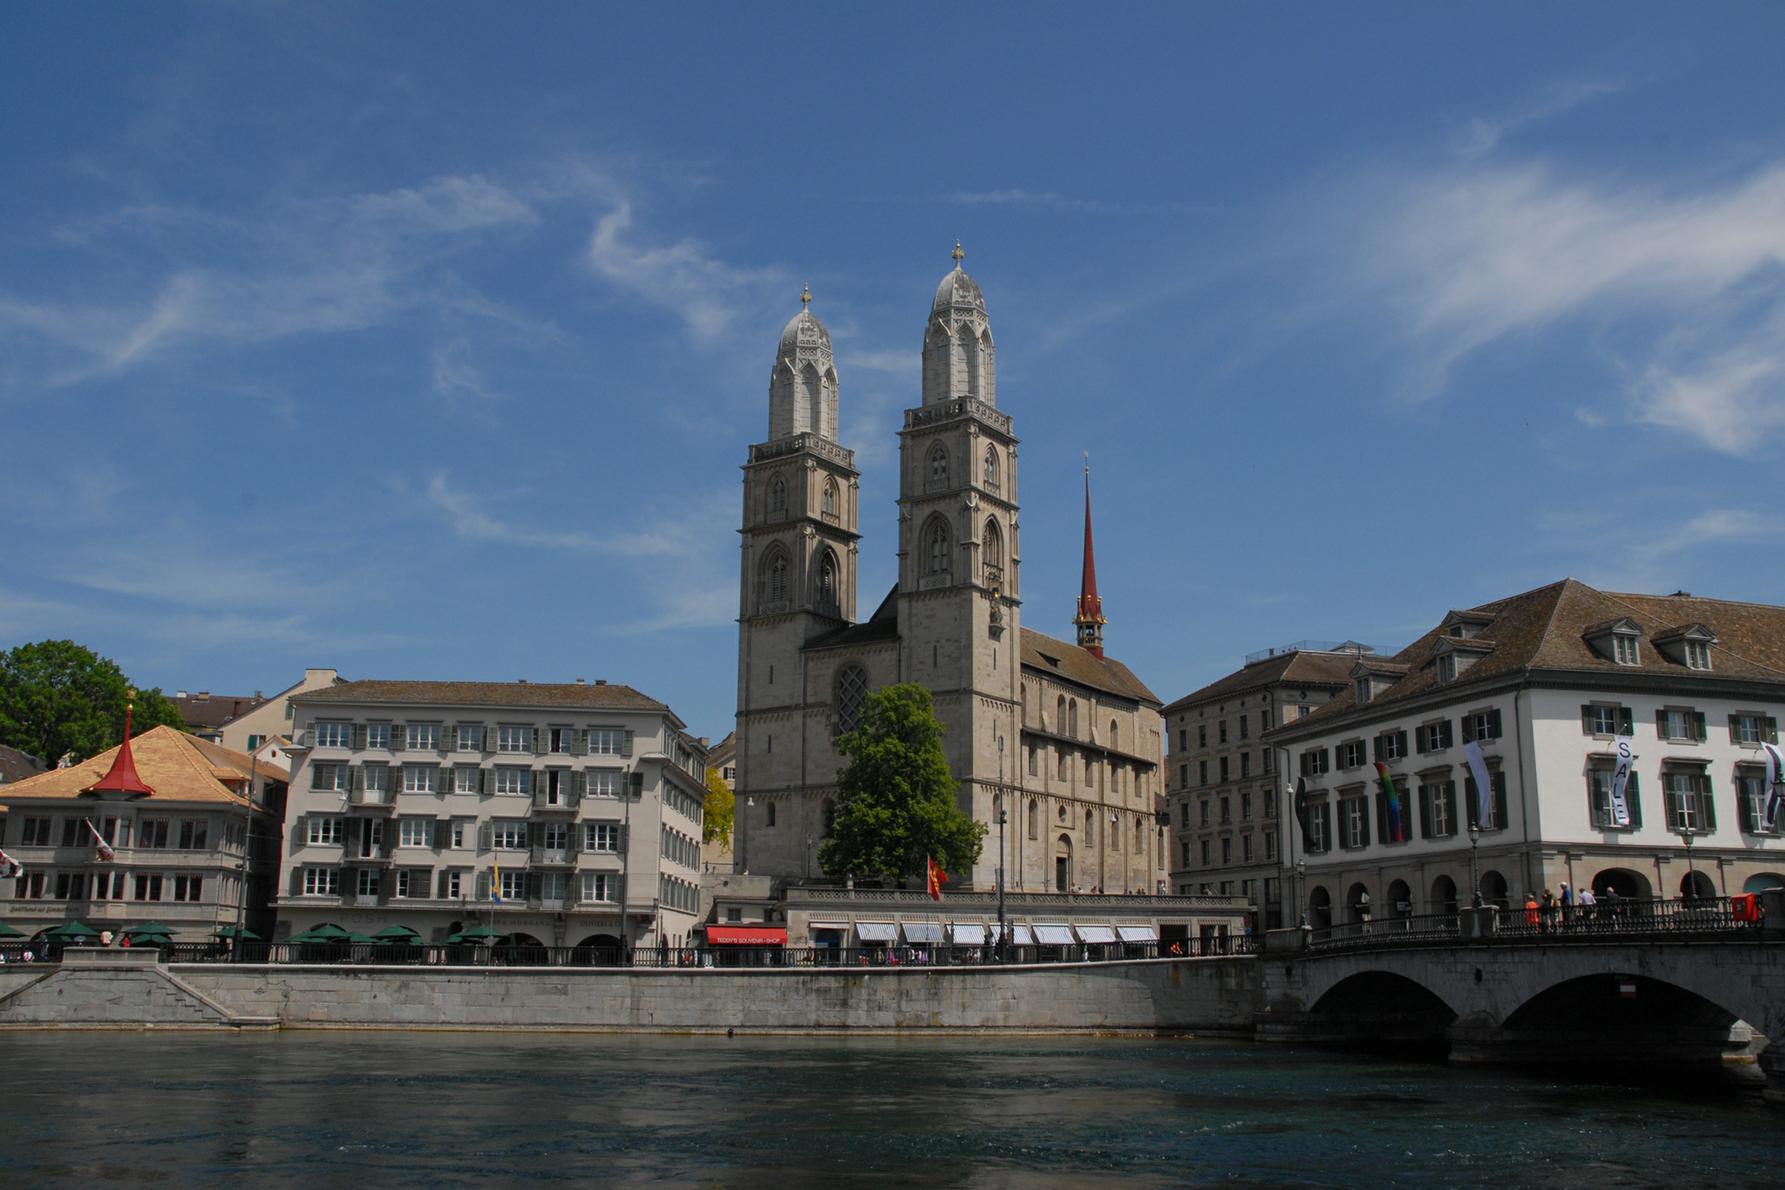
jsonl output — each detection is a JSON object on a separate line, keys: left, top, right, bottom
{"left": 0, "top": 744, "right": 46, "bottom": 784}
{"left": 0, "top": 726, "right": 267, "bottom": 807}
{"left": 293, "top": 679, "right": 669, "bottom": 712}
{"left": 1277, "top": 578, "right": 1785, "bottom": 735}
{"left": 1022, "top": 628, "right": 1160, "bottom": 706}
{"left": 173, "top": 692, "right": 265, "bottom": 731}
{"left": 1163, "top": 649, "right": 1360, "bottom": 714}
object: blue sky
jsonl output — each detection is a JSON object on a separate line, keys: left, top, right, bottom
{"left": 4, "top": 4, "right": 1785, "bottom": 741}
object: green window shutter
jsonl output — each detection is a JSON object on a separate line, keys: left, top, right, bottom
{"left": 572, "top": 770, "right": 586, "bottom": 800}
{"left": 1629, "top": 773, "right": 1644, "bottom": 829}
{"left": 1581, "top": 705, "right": 1594, "bottom": 734}
{"left": 309, "top": 765, "right": 325, "bottom": 791}
{"left": 1358, "top": 801, "right": 1371, "bottom": 848}
{"left": 1740, "top": 784, "right": 1758, "bottom": 833}
{"left": 444, "top": 726, "right": 457, "bottom": 751}
{"left": 481, "top": 769, "right": 494, "bottom": 797}
{"left": 1491, "top": 773, "right": 1507, "bottom": 830}
{"left": 1656, "top": 708, "right": 1668, "bottom": 736}
{"left": 477, "top": 822, "right": 493, "bottom": 852}
{"left": 482, "top": 725, "right": 495, "bottom": 755}
{"left": 1769, "top": 717, "right": 1779, "bottom": 744}
{"left": 1728, "top": 714, "right": 1740, "bottom": 744}
{"left": 437, "top": 871, "right": 451, "bottom": 899}
{"left": 1701, "top": 777, "right": 1717, "bottom": 831}
{"left": 573, "top": 728, "right": 586, "bottom": 755}
{"left": 1693, "top": 711, "right": 1707, "bottom": 741}
{"left": 622, "top": 730, "right": 635, "bottom": 757}
{"left": 353, "top": 724, "right": 368, "bottom": 750}
{"left": 1489, "top": 709, "right": 1503, "bottom": 738}
{"left": 1620, "top": 707, "right": 1634, "bottom": 735}
{"left": 475, "top": 870, "right": 489, "bottom": 901}
{"left": 289, "top": 868, "right": 304, "bottom": 897}
{"left": 1461, "top": 716, "right": 1474, "bottom": 744}
{"left": 1396, "top": 730, "right": 1408, "bottom": 756}
{"left": 1417, "top": 786, "right": 1431, "bottom": 838}
{"left": 1374, "top": 793, "right": 1387, "bottom": 843}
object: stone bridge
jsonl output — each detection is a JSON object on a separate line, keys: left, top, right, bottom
{"left": 1258, "top": 908, "right": 1785, "bottom": 1099}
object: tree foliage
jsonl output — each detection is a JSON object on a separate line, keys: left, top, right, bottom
{"left": 703, "top": 767, "right": 735, "bottom": 846}
{"left": 0, "top": 640, "right": 186, "bottom": 765}
{"left": 818, "top": 683, "right": 984, "bottom": 883}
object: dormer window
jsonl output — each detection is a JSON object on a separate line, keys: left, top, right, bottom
{"left": 1614, "top": 635, "right": 1639, "bottom": 665}
{"left": 1436, "top": 654, "right": 1457, "bottom": 684}
{"left": 1652, "top": 623, "right": 1716, "bottom": 670}
{"left": 1354, "top": 678, "right": 1371, "bottom": 705}
{"left": 1684, "top": 640, "right": 1711, "bottom": 670}
{"left": 1584, "top": 617, "right": 1644, "bottom": 665}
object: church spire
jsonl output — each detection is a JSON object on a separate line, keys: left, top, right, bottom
{"left": 86, "top": 693, "right": 155, "bottom": 797}
{"left": 1074, "top": 454, "right": 1106, "bottom": 657}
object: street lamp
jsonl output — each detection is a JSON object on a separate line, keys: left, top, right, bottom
{"left": 1680, "top": 827, "right": 1696, "bottom": 901}
{"left": 1294, "top": 857, "right": 1307, "bottom": 928}
{"left": 1468, "top": 821, "right": 1482, "bottom": 908}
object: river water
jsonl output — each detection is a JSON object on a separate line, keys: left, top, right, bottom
{"left": 0, "top": 1033, "right": 1775, "bottom": 1187}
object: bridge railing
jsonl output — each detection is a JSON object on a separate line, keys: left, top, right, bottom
{"left": 1303, "top": 895, "right": 1767, "bottom": 953}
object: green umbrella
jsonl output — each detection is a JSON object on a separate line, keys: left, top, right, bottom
{"left": 344, "top": 933, "right": 377, "bottom": 944}
{"left": 288, "top": 928, "right": 346, "bottom": 944}
{"left": 126, "top": 921, "right": 179, "bottom": 937}
{"left": 457, "top": 925, "right": 504, "bottom": 940}
{"left": 128, "top": 932, "right": 172, "bottom": 946}
{"left": 0, "top": 922, "right": 23, "bottom": 938}
{"left": 215, "top": 925, "right": 261, "bottom": 940}
{"left": 45, "top": 922, "right": 99, "bottom": 938}
{"left": 372, "top": 925, "right": 420, "bottom": 940}
{"left": 302, "top": 923, "right": 351, "bottom": 940}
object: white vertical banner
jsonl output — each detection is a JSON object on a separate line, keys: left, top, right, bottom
{"left": 1762, "top": 742, "right": 1785, "bottom": 831}
{"left": 1463, "top": 740, "right": 1494, "bottom": 829}
{"left": 1608, "top": 736, "right": 1635, "bottom": 828}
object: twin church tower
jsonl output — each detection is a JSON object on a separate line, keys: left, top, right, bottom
{"left": 734, "top": 246, "right": 1166, "bottom": 895}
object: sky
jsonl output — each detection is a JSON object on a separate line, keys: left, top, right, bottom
{"left": 4, "top": 3, "right": 1785, "bottom": 742}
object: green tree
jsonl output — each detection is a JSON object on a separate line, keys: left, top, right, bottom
{"left": 818, "top": 682, "right": 984, "bottom": 883}
{"left": 0, "top": 640, "right": 186, "bottom": 765}
{"left": 703, "top": 767, "right": 735, "bottom": 846}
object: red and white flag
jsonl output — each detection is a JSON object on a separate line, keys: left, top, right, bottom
{"left": 925, "top": 856, "right": 949, "bottom": 901}
{"left": 85, "top": 818, "right": 115, "bottom": 862}
{"left": 0, "top": 847, "right": 22, "bottom": 878}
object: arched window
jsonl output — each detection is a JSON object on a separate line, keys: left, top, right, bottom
{"left": 1134, "top": 817, "right": 1143, "bottom": 852}
{"left": 982, "top": 517, "right": 1003, "bottom": 585}
{"left": 983, "top": 445, "right": 999, "bottom": 490}
{"left": 822, "top": 478, "right": 839, "bottom": 518}
{"left": 925, "top": 518, "right": 951, "bottom": 575}
{"left": 817, "top": 550, "right": 839, "bottom": 615}
{"left": 1084, "top": 807, "right": 1095, "bottom": 845}
{"left": 1109, "top": 719, "right": 1119, "bottom": 749}
{"left": 1055, "top": 695, "right": 1065, "bottom": 730}
{"left": 765, "top": 801, "right": 777, "bottom": 828}
{"left": 834, "top": 664, "right": 868, "bottom": 737}
{"left": 800, "top": 363, "right": 822, "bottom": 430}
{"left": 822, "top": 799, "right": 836, "bottom": 835}
{"left": 769, "top": 475, "right": 787, "bottom": 515}
{"left": 1068, "top": 700, "right": 1079, "bottom": 739}
{"left": 927, "top": 443, "right": 949, "bottom": 486}
{"left": 1027, "top": 798, "right": 1039, "bottom": 840}
{"left": 759, "top": 550, "right": 790, "bottom": 609}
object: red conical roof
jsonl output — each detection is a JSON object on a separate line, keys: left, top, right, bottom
{"left": 1074, "top": 460, "right": 1107, "bottom": 658}
{"left": 86, "top": 703, "right": 155, "bottom": 797}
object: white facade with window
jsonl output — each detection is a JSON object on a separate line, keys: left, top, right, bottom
{"left": 1269, "top": 581, "right": 1785, "bottom": 928}
{"left": 279, "top": 680, "right": 707, "bottom": 952}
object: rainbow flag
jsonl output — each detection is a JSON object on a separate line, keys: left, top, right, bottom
{"left": 1374, "top": 762, "right": 1404, "bottom": 843}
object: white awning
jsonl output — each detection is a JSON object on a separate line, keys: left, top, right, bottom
{"left": 1033, "top": 924, "right": 1075, "bottom": 946}
{"left": 807, "top": 922, "right": 850, "bottom": 932}
{"left": 949, "top": 923, "right": 986, "bottom": 945}
{"left": 1009, "top": 924, "right": 1036, "bottom": 946}
{"left": 1075, "top": 925, "right": 1118, "bottom": 944}
{"left": 855, "top": 922, "right": 898, "bottom": 943}
{"left": 1116, "top": 925, "right": 1159, "bottom": 942}
{"left": 901, "top": 922, "right": 945, "bottom": 944}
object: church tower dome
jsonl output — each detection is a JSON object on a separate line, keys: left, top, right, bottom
{"left": 769, "top": 286, "right": 839, "bottom": 441}
{"left": 922, "top": 241, "right": 996, "bottom": 407}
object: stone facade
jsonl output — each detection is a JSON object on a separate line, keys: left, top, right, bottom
{"left": 734, "top": 253, "right": 1166, "bottom": 897}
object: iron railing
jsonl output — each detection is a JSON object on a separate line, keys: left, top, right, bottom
{"left": 1301, "top": 895, "right": 1770, "bottom": 954}
{"left": 2, "top": 935, "right": 1257, "bottom": 968}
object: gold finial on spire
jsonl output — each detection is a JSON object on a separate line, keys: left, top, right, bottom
{"left": 952, "top": 239, "right": 965, "bottom": 266}
{"left": 1084, "top": 449, "right": 1090, "bottom": 477}
{"left": 800, "top": 283, "right": 811, "bottom": 308}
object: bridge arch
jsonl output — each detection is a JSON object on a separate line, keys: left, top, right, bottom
{"left": 1304, "top": 970, "right": 1460, "bottom": 1046}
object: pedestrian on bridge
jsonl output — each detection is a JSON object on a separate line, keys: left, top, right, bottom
{"left": 1524, "top": 893, "right": 1540, "bottom": 930}
{"left": 1578, "top": 885, "right": 1596, "bottom": 925}
{"left": 1559, "top": 882, "right": 1574, "bottom": 925}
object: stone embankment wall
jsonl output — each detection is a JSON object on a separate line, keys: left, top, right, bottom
{"left": 0, "top": 954, "right": 1260, "bottom": 1033}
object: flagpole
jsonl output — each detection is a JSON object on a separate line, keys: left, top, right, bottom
{"left": 236, "top": 748, "right": 257, "bottom": 961}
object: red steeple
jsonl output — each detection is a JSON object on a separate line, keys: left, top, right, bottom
{"left": 86, "top": 698, "right": 155, "bottom": 798}
{"left": 1074, "top": 455, "right": 1107, "bottom": 657}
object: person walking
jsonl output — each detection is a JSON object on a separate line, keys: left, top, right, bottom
{"left": 1523, "top": 892, "right": 1540, "bottom": 930}
{"left": 1559, "top": 881, "right": 1574, "bottom": 926}
{"left": 1577, "top": 885, "right": 1597, "bottom": 927}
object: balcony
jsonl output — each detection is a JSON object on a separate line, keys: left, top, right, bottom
{"left": 347, "top": 788, "right": 396, "bottom": 810}
{"left": 531, "top": 846, "right": 577, "bottom": 867}
{"left": 532, "top": 791, "right": 579, "bottom": 814}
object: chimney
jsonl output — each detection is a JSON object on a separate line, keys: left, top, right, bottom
{"left": 176, "top": 690, "right": 188, "bottom": 700}
{"left": 595, "top": 679, "right": 607, "bottom": 686}
{"left": 575, "top": 677, "right": 586, "bottom": 685}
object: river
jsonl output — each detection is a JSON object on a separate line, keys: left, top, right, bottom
{"left": 0, "top": 1033, "right": 1775, "bottom": 1186}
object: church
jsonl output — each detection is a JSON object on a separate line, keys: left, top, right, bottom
{"left": 733, "top": 247, "right": 1167, "bottom": 896}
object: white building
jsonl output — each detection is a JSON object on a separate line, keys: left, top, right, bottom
{"left": 1267, "top": 579, "right": 1785, "bottom": 925}
{"left": 280, "top": 679, "right": 707, "bottom": 953}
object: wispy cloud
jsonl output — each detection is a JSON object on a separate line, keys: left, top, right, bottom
{"left": 425, "top": 471, "right": 731, "bottom": 561}
{"left": 1545, "top": 504, "right": 1785, "bottom": 591}
{"left": 0, "top": 173, "right": 542, "bottom": 388}
{"left": 587, "top": 200, "right": 788, "bottom": 343}
{"left": 1451, "top": 79, "right": 1626, "bottom": 158}
{"left": 1325, "top": 157, "right": 1785, "bottom": 453}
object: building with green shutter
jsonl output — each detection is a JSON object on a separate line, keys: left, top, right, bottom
{"left": 1265, "top": 579, "right": 1785, "bottom": 927}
